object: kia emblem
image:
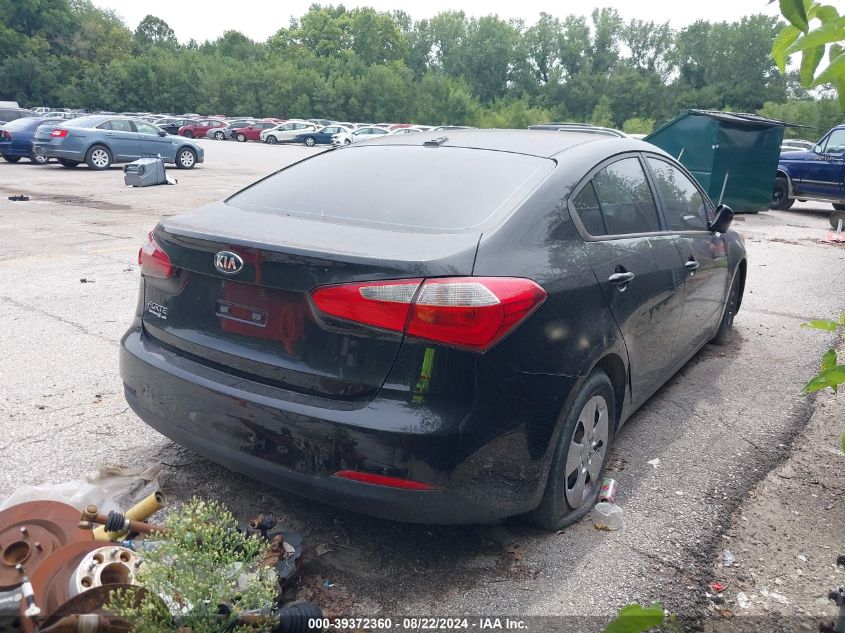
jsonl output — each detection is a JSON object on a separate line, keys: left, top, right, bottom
{"left": 214, "top": 251, "right": 243, "bottom": 275}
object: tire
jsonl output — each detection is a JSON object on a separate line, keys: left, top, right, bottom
{"left": 58, "top": 158, "right": 80, "bottom": 168}
{"left": 30, "top": 152, "right": 49, "bottom": 165}
{"left": 266, "top": 135, "right": 278, "bottom": 144}
{"left": 833, "top": 203, "right": 845, "bottom": 211}
{"left": 770, "top": 176, "right": 794, "bottom": 210}
{"left": 183, "top": 130, "right": 193, "bottom": 138}
{"left": 530, "top": 370, "right": 616, "bottom": 531}
{"left": 711, "top": 272, "right": 742, "bottom": 346}
{"left": 236, "top": 133, "right": 246, "bottom": 142}
{"left": 831, "top": 210, "right": 845, "bottom": 230}
{"left": 175, "top": 147, "right": 197, "bottom": 170}
{"left": 213, "top": 131, "right": 225, "bottom": 140}
{"left": 304, "top": 136, "right": 316, "bottom": 147}
{"left": 85, "top": 145, "right": 112, "bottom": 170}
{"left": 344, "top": 139, "right": 352, "bottom": 145}
{"left": 2, "top": 155, "right": 21, "bottom": 163}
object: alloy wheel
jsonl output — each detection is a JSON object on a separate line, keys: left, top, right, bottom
{"left": 90, "top": 148, "right": 109, "bottom": 168}
{"left": 178, "top": 149, "right": 195, "bottom": 168}
{"left": 563, "top": 394, "right": 609, "bottom": 508}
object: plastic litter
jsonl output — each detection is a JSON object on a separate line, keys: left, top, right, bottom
{"left": 322, "top": 579, "right": 334, "bottom": 589}
{"left": 722, "top": 550, "right": 736, "bottom": 567}
{"left": 711, "top": 581, "right": 727, "bottom": 593}
{"left": 0, "top": 462, "right": 161, "bottom": 514}
{"left": 593, "top": 477, "right": 623, "bottom": 530}
{"left": 592, "top": 502, "right": 624, "bottom": 531}
{"left": 646, "top": 458, "right": 660, "bottom": 468}
{"left": 736, "top": 592, "right": 752, "bottom": 609}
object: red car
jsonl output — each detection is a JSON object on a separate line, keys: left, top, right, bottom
{"left": 178, "top": 118, "right": 228, "bottom": 138}
{"left": 232, "top": 121, "right": 278, "bottom": 142}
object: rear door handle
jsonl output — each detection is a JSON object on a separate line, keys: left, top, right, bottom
{"left": 608, "top": 272, "right": 635, "bottom": 285}
{"left": 685, "top": 260, "right": 700, "bottom": 271}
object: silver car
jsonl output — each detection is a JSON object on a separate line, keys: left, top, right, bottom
{"left": 33, "top": 115, "right": 204, "bottom": 170}
{"left": 260, "top": 121, "right": 317, "bottom": 144}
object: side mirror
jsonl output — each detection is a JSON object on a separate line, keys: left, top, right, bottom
{"left": 813, "top": 145, "right": 823, "bottom": 154}
{"left": 710, "top": 204, "right": 734, "bottom": 234}
{"left": 158, "top": 129, "right": 167, "bottom": 137}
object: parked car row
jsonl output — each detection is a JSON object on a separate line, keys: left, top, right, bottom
{"left": 1, "top": 114, "right": 204, "bottom": 170}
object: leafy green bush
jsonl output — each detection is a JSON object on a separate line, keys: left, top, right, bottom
{"left": 109, "top": 498, "right": 278, "bottom": 633}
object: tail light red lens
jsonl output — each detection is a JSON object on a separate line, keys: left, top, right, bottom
{"left": 334, "top": 470, "right": 438, "bottom": 490}
{"left": 51, "top": 129, "right": 68, "bottom": 138}
{"left": 311, "top": 277, "right": 546, "bottom": 352}
{"left": 138, "top": 232, "right": 174, "bottom": 278}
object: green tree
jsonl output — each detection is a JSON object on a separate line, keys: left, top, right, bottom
{"left": 590, "top": 95, "right": 615, "bottom": 127}
{"left": 133, "top": 14, "right": 178, "bottom": 51}
{"left": 622, "top": 117, "right": 656, "bottom": 134}
{"left": 525, "top": 13, "right": 563, "bottom": 84}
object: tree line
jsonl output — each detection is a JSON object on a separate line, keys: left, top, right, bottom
{"left": 0, "top": 0, "right": 842, "bottom": 137}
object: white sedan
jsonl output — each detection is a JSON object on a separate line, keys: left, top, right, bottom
{"left": 331, "top": 126, "right": 391, "bottom": 147}
{"left": 260, "top": 121, "right": 318, "bottom": 144}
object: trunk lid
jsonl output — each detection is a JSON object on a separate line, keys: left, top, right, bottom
{"left": 142, "top": 201, "right": 480, "bottom": 400}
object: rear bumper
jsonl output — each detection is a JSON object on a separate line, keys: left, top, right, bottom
{"left": 120, "top": 328, "right": 525, "bottom": 524}
{"left": 33, "top": 143, "right": 83, "bottom": 160}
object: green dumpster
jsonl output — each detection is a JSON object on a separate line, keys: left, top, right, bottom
{"left": 644, "top": 110, "right": 786, "bottom": 213}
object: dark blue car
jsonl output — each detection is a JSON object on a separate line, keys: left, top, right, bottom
{"left": 293, "top": 125, "right": 350, "bottom": 147}
{"left": 0, "top": 117, "right": 63, "bottom": 164}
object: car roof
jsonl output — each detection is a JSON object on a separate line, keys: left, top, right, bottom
{"left": 359, "top": 128, "right": 661, "bottom": 159}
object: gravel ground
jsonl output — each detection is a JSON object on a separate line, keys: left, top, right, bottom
{"left": 0, "top": 140, "right": 843, "bottom": 631}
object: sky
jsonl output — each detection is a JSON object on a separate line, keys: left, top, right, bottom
{"left": 91, "top": 0, "right": 786, "bottom": 43}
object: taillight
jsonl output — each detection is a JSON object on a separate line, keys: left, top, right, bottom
{"left": 138, "top": 232, "right": 174, "bottom": 278}
{"left": 311, "top": 277, "right": 546, "bottom": 352}
{"left": 51, "top": 129, "right": 68, "bottom": 138}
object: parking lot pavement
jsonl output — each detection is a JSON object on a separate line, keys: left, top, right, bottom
{"left": 1, "top": 145, "right": 844, "bottom": 623}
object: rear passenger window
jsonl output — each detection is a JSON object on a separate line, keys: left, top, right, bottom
{"left": 572, "top": 182, "right": 606, "bottom": 236}
{"left": 592, "top": 158, "right": 661, "bottom": 235}
{"left": 647, "top": 158, "right": 709, "bottom": 231}
{"left": 110, "top": 119, "right": 133, "bottom": 132}
{"left": 96, "top": 121, "right": 113, "bottom": 130}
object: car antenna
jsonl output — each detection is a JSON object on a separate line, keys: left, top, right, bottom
{"left": 423, "top": 136, "right": 448, "bottom": 147}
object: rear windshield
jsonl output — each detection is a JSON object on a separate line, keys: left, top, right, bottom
{"left": 0, "top": 109, "right": 36, "bottom": 123}
{"left": 227, "top": 145, "right": 554, "bottom": 232}
{"left": 3, "top": 117, "right": 41, "bottom": 131}
{"left": 62, "top": 116, "right": 107, "bottom": 128}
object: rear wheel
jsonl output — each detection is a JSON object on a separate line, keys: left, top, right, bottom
{"left": 711, "top": 272, "right": 741, "bottom": 345}
{"left": 30, "top": 152, "right": 49, "bottom": 165}
{"left": 58, "top": 158, "right": 80, "bottom": 168}
{"left": 530, "top": 370, "right": 615, "bottom": 531}
{"left": 183, "top": 130, "right": 193, "bottom": 138}
{"left": 266, "top": 135, "right": 278, "bottom": 144}
{"left": 85, "top": 145, "right": 112, "bottom": 170}
{"left": 304, "top": 136, "right": 316, "bottom": 147}
{"left": 236, "top": 133, "right": 246, "bottom": 142}
{"left": 831, "top": 210, "right": 845, "bottom": 230}
{"left": 770, "top": 176, "right": 794, "bottom": 210}
{"left": 213, "top": 131, "right": 225, "bottom": 140}
{"left": 2, "top": 155, "right": 21, "bottom": 163}
{"left": 175, "top": 147, "right": 197, "bottom": 169}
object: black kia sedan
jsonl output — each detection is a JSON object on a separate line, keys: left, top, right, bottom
{"left": 120, "top": 130, "right": 746, "bottom": 529}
